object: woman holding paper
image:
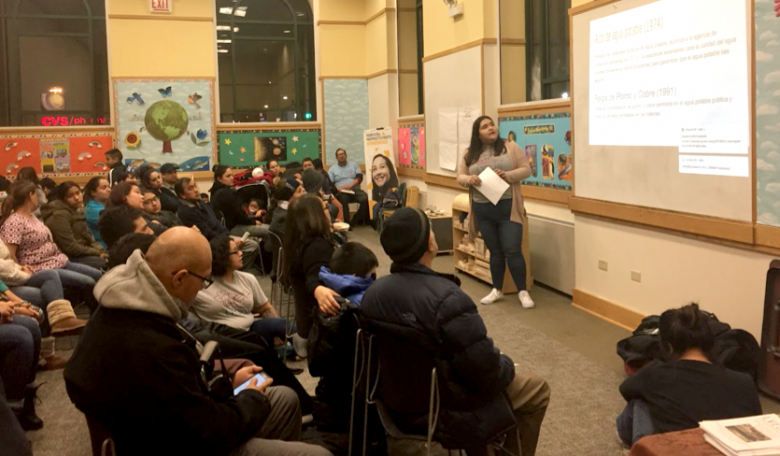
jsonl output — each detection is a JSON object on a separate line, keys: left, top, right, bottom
{"left": 457, "top": 116, "right": 534, "bottom": 308}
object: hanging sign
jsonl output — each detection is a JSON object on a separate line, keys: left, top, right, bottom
{"left": 150, "top": 0, "right": 172, "bottom": 13}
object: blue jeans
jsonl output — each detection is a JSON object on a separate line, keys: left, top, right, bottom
{"left": 250, "top": 318, "right": 291, "bottom": 347}
{"left": 0, "top": 316, "right": 40, "bottom": 400}
{"left": 12, "top": 269, "right": 68, "bottom": 336}
{"left": 472, "top": 199, "right": 527, "bottom": 291}
{"left": 57, "top": 262, "right": 103, "bottom": 312}
{"left": 616, "top": 399, "right": 656, "bottom": 446}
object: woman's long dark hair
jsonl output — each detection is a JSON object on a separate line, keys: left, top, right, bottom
{"left": 16, "top": 167, "right": 39, "bottom": 185}
{"left": 210, "top": 165, "right": 231, "bottom": 194}
{"left": 108, "top": 182, "right": 137, "bottom": 208}
{"left": 83, "top": 176, "right": 108, "bottom": 204}
{"left": 659, "top": 303, "right": 715, "bottom": 359}
{"left": 50, "top": 181, "right": 80, "bottom": 202}
{"left": 370, "top": 154, "right": 399, "bottom": 201}
{"left": 463, "top": 115, "right": 506, "bottom": 167}
{"left": 140, "top": 167, "right": 160, "bottom": 190}
{"left": 282, "top": 193, "right": 333, "bottom": 284}
{"left": 1, "top": 181, "right": 37, "bottom": 222}
{"left": 209, "top": 234, "right": 233, "bottom": 277}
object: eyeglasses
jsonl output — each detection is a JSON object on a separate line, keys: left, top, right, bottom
{"left": 142, "top": 196, "right": 159, "bottom": 205}
{"left": 185, "top": 270, "right": 214, "bottom": 289}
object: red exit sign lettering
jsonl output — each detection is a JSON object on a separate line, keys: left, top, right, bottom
{"left": 150, "top": 0, "right": 172, "bottom": 13}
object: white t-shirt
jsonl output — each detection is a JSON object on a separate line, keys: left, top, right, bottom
{"left": 192, "top": 270, "right": 268, "bottom": 330}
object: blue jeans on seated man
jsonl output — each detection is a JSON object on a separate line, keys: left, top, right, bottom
{"left": 472, "top": 199, "right": 527, "bottom": 291}
{"left": 250, "top": 317, "right": 294, "bottom": 348}
{"left": 0, "top": 316, "right": 41, "bottom": 401}
{"left": 616, "top": 399, "right": 656, "bottom": 447}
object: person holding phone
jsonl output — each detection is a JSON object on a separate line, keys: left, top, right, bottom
{"left": 456, "top": 116, "right": 534, "bottom": 308}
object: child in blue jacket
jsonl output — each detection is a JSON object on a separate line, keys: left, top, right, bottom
{"left": 318, "top": 242, "right": 378, "bottom": 306}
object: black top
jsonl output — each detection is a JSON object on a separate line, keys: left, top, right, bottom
{"left": 289, "top": 236, "right": 335, "bottom": 338}
{"left": 178, "top": 199, "right": 229, "bottom": 240}
{"left": 211, "top": 181, "right": 256, "bottom": 230}
{"left": 158, "top": 186, "right": 181, "bottom": 213}
{"left": 620, "top": 360, "right": 762, "bottom": 434}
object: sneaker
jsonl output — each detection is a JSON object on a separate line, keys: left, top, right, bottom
{"left": 519, "top": 290, "right": 535, "bottom": 309}
{"left": 480, "top": 289, "right": 504, "bottom": 305}
{"left": 291, "top": 334, "right": 308, "bottom": 358}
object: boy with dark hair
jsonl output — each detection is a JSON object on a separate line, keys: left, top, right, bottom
{"left": 105, "top": 149, "right": 126, "bottom": 187}
{"left": 98, "top": 206, "right": 154, "bottom": 248}
{"left": 39, "top": 178, "right": 56, "bottom": 197}
{"left": 108, "top": 233, "right": 156, "bottom": 269}
{"left": 319, "top": 242, "right": 377, "bottom": 306}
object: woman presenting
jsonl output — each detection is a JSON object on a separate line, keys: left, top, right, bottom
{"left": 456, "top": 116, "right": 535, "bottom": 308}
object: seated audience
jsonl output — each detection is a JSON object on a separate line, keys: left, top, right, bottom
{"left": 267, "top": 160, "right": 282, "bottom": 178}
{"left": 158, "top": 163, "right": 181, "bottom": 212}
{"left": 64, "top": 228, "right": 332, "bottom": 456}
{"left": 361, "top": 208, "right": 551, "bottom": 456}
{"left": 41, "top": 182, "right": 107, "bottom": 270}
{"left": 318, "top": 242, "right": 377, "bottom": 306}
{"left": 105, "top": 148, "right": 126, "bottom": 187}
{"left": 283, "top": 194, "right": 340, "bottom": 357}
{"left": 617, "top": 303, "right": 762, "bottom": 447}
{"left": 108, "top": 182, "right": 165, "bottom": 235}
{"left": 83, "top": 177, "right": 111, "bottom": 248}
{"left": 15, "top": 168, "right": 46, "bottom": 218}
{"left": 328, "top": 149, "right": 369, "bottom": 226}
{"left": 210, "top": 165, "right": 269, "bottom": 239}
{"left": 200, "top": 192, "right": 210, "bottom": 204}
{"left": 111, "top": 166, "right": 139, "bottom": 186}
{"left": 303, "top": 169, "right": 343, "bottom": 223}
{"left": 106, "top": 233, "right": 156, "bottom": 270}
{"left": 0, "top": 303, "right": 42, "bottom": 430}
{"left": 0, "top": 237, "right": 86, "bottom": 369}
{"left": 192, "top": 235, "right": 287, "bottom": 348}
{"left": 177, "top": 177, "right": 262, "bottom": 275}
{"left": 141, "top": 188, "right": 182, "bottom": 228}
{"left": 311, "top": 158, "right": 335, "bottom": 198}
{"left": 98, "top": 206, "right": 155, "bottom": 249}
{"left": 1, "top": 181, "right": 102, "bottom": 312}
{"left": 39, "top": 178, "right": 56, "bottom": 198}
{"left": 268, "top": 178, "right": 304, "bottom": 245}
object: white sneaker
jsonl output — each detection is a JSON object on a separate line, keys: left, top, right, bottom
{"left": 519, "top": 290, "right": 535, "bottom": 309}
{"left": 480, "top": 289, "right": 504, "bottom": 305}
{"left": 291, "top": 334, "right": 308, "bottom": 358}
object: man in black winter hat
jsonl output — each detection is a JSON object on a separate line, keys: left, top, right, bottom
{"left": 361, "top": 207, "right": 551, "bottom": 456}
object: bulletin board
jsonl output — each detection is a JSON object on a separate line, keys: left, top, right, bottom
{"left": 397, "top": 123, "right": 426, "bottom": 170}
{"left": 0, "top": 132, "right": 114, "bottom": 177}
{"left": 217, "top": 129, "right": 321, "bottom": 169}
{"left": 323, "top": 79, "right": 369, "bottom": 166}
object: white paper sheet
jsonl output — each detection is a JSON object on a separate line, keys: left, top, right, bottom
{"left": 458, "top": 106, "right": 480, "bottom": 154}
{"left": 439, "top": 109, "right": 459, "bottom": 171}
{"left": 476, "top": 167, "right": 510, "bottom": 205}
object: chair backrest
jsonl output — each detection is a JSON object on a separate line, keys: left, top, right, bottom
{"left": 405, "top": 186, "right": 420, "bottom": 209}
{"left": 373, "top": 331, "right": 435, "bottom": 417}
{"left": 86, "top": 414, "right": 114, "bottom": 456}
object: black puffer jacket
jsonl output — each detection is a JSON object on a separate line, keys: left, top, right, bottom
{"left": 211, "top": 181, "right": 256, "bottom": 230}
{"left": 360, "top": 263, "right": 516, "bottom": 449}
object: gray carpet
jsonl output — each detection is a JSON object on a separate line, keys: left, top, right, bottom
{"left": 28, "top": 227, "right": 633, "bottom": 455}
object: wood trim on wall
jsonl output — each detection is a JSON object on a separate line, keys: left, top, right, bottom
{"left": 399, "top": 69, "right": 418, "bottom": 74}
{"left": 500, "top": 38, "right": 527, "bottom": 45}
{"left": 424, "top": 173, "right": 462, "bottom": 190}
{"left": 569, "top": 196, "right": 755, "bottom": 244}
{"left": 572, "top": 288, "right": 645, "bottom": 332}
{"left": 316, "top": 20, "right": 365, "bottom": 26}
{"left": 108, "top": 14, "right": 213, "bottom": 22}
{"left": 318, "top": 75, "right": 368, "bottom": 80}
{"left": 217, "top": 122, "right": 322, "bottom": 132}
{"left": 521, "top": 186, "right": 571, "bottom": 205}
{"left": 422, "top": 38, "right": 498, "bottom": 63}
{"left": 397, "top": 167, "right": 425, "bottom": 178}
{"left": 367, "top": 69, "right": 398, "bottom": 79}
{"left": 0, "top": 126, "right": 115, "bottom": 135}
{"left": 366, "top": 7, "right": 395, "bottom": 25}
{"left": 317, "top": 7, "right": 396, "bottom": 27}
{"left": 569, "top": 0, "right": 622, "bottom": 16}
{"left": 398, "top": 115, "right": 424, "bottom": 126}
{"left": 755, "top": 224, "right": 780, "bottom": 249}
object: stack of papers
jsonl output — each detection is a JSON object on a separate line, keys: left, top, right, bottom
{"left": 475, "top": 167, "right": 510, "bottom": 206}
{"left": 701, "top": 414, "right": 780, "bottom": 456}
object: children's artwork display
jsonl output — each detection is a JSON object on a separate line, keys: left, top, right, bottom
{"left": 499, "top": 113, "right": 572, "bottom": 191}
{"left": 0, "top": 133, "right": 114, "bottom": 177}
{"left": 114, "top": 78, "right": 215, "bottom": 172}
{"left": 218, "top": 130, "right": 321, "bottom": 169}
{"left": 398, "top": 124, "right": 426, "bottom": 169}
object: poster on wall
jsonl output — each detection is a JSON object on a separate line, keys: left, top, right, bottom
{"left": 40, "top": 139, "right": 70, "bottom": 174}
{"left": 398, "top": 125, "right": 426, "bottom": 169}
{"left": 218, "top": 130, "right": 321, "bottom": 169}
{"left": 499, "top": 112, "right": 572, "bottom": 191}
{"left": 755, "top": 1, "right": 780, "bottom": 227}
{"left": 113, "top": 78, "right": 215, "bottom": 172}
{"left": 363, "top": 128, "right": 398, "bottom": 206}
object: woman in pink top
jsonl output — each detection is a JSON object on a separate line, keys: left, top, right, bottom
{"left": 1, "top": 181, "right": 102, "bottom": 312}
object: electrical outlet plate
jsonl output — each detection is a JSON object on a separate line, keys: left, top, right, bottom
{"left": 631, "top": 271, "right": 642, "bottom": 283}
{"left": 598, "top": 260, "right": 608, "bottom": 271}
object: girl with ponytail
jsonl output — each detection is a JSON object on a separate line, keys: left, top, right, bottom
{"left": 616, "top": 303, "right": 762, "bottom": 447}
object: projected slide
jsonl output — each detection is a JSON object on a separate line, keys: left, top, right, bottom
{"left": 589, "top": 0, "right": 749, "bottom": 176}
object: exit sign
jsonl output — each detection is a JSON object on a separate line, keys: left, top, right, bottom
{"left": 150, "top": 0, "right": 172, "bottom": 13}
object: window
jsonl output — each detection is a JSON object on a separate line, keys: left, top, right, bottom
{"left": 397, "top": 0, "right": 423, "bottom": 117}
{"left": 216, "top": 0, "right": 316, "bottom": 123}
{"left": 0, "top": 0, "right": 109, "bottom": 127}
{"left": 525, "top": 0, "right": 571, "bottom": 101}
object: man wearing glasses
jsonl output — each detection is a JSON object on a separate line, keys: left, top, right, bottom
{"left": 141, "top": 188, "right": 182, "bottom": 228}
{"left": 65, "top": 227, "right": 332, "bottom": 456}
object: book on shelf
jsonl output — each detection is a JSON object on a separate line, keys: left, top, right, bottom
{"left": 700, "top": 414, "right": 780, "bottom": 456}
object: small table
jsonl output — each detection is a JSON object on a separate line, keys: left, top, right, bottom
{"left": 630, "top": 428, "right": 721, "bottom": 456}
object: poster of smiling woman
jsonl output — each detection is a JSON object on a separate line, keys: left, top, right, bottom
{"left": 363, "top": 128, "right": 399, "bottom": 212}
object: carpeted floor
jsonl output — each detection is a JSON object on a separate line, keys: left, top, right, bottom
{"left": 25, "top": 226, "right": 777, "bottom": 455}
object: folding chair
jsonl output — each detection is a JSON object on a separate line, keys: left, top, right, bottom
{"left": 268, "top": 231, "right": 295, "bottom": 361}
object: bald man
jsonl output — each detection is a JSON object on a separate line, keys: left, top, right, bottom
{"left": 64, "top": 228, "right": 332, "bottom": 456}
